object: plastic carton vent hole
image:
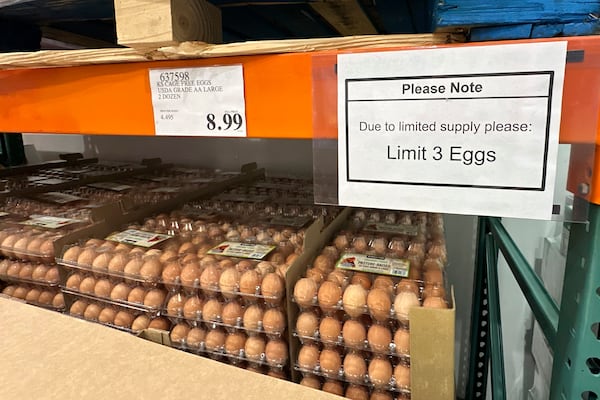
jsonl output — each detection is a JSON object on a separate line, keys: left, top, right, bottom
{"left": 592, "top": 323, "right": 600, "bottom": 340}
{"left": 581, "top": 391, "right": 598, "bottom": 400}
{"left": 587, "top": 358, "right": 600, "bottom": 375}
{"left": 567, "top": 358, "right": 572, "bottom": 368}
{"left": 596, "top": 287, "right": 600, "bottom": 298}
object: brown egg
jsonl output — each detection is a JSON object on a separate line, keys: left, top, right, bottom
{"left": 6, "top": 262, "right": 21, "bottom": 276}
{"left": 180, "top": 253, "right": 198, "bottom": 265}
{"left": 12, "top": 286, "right": 29, "bottom": 299}
{"left": 124, "top": 257, "right": 144, "bottom": 278}
{"left": 372, "top": 276, "right": 395, "bottom": 295}
{"left": 368, "top": 357, "right": 393, "bottom": 387}
{"left": 82, "top": 303, "right": 101, "bottom": 320}
{"left": 367, "top": 288, "right": 392, "bottom": 322}
{"left": 285, "top": 253, "right": 299, "bottom": 266}
{"left": 423, "top": 291, "right": 448, "bottom": 309}
{"left": 262, "top": 308, "right": 286, "bottom": 334}
{"left": 170, "top": 323, "right": 191, "bottom": 343}
{"left": 44, "top": 266, "right": 60, "bottom": 284}
{"left": 218, "top": 267, "right": 239, "bottom": 297}
{"left": 178, "top": 242, "right": 196, "bottom": 255}
{"left": 62, "top": 245, "right": 81, "bottom": 263}
{"left": 342, "top": 319, "right": 367, "bottom": 348}
{"left": 305, "top": 268, "right": 324, "bottom": 283}
{"left": 39, "top": 290, "right": 55, "bottom": 304}
{"left": 114, "top": 243, "right": 131, "bottom": 252}
{"left": 127, "top": 286, "right": 146, "bottom": 304}
{"left": 423, "top": 267, "right": 444, "bottom": 287}
{"left": 131, "top": 315, "right": 151, "bottom": 331}
{"left": 267, "top": 369, "right": 286, "bottom": 380}
{"left": 1, "top": 285, "right": 16, "bottom": 296}
{"left": 299, "top": 375, "right": 321, "bottom": 389}
{"left": 322, "top": 380, "right": 344, "bottom": 396}
{"left": 319, "top": 316, "right": 342, "bottom": 342}
{"left": 219, "top": 258, "right": 236, "bottom": 270}
{"left": 327, "top": 270, "right": 348, "bottom": 288}
{"left": 396, "top": 279, "right": 420, "bottom": 297}
{"left": 244, "top": 336, "right": 266, "bottom": 360}
{"left": 144, "top": 289, "right": 166, "bottom": 308}
{"left": 394, "top": 364, "right": 411, "bottom": 388}
{"left": 261, "top": 272, "right": 284, "bottom": 302}
{"left": 13, "top": 236, "right": 30, "bottom": 256}
{"left": 186, "top": 327, "right": 207, "bottom": 348}
{"left": 346, "top": 384, "right": 369, "bottom": 400}
{"left": 79, "top": 276, "right": 96, "bottom": 293}
{"left": 94, "top": 279, "right": 114, "bottom": 298}
{"left": 394, "top": 328, "right": 410, "bottom": 355}
{"left": 296, "top": 311, "right": 319, "bottom": 337}
{"left": 161, "top": 261, "right": 181, "bottom": 290}
{"left": 225, "top": 331, "right": 246, "bottom": 355}
{"left": 114, "top": 310, "right": 135, "bottom": 328}
{"left": 85, "top": 239, "right": 104, "bottom": 247}
{"left": 148, "top": 317, "right": 170, "bottom": 330}
{"left": 344, "top": 352, "right": 367, "bottom": 383}
{"left": 370, "top": 390, "right": 393, "bottom": 400}
{"left": 205, "top": 329, "right": 226, "bottom": 351}
{"left": 298, "top": 344, "right": 320, "bottom": 369}
{"left": 25, "top": 288, "right": 41, "bottom": 302}
{"left": 76, "top": 248, "right": 97, "bottom": 266}
{"left": 129, "top": 247, "right": 145, "bottom": 257}
{"left": 139, "top": 258, "right": 162, "bottom": 280}
{"left": 239, "top": 269, "right": 261, "bottom": 298}
{"left": 222, "top": 301, "right": 244, "bottom": 326}
{"left": 98, "top": 307, "right": 117, "bottom": 324}
{"left": 31, "top": 264, "right": 49, "bottom": 281}
{"left": 322, "top": 246, "right": 340, "bottom": 262}
{"left": 180, "top": 262, "right": 202, "bottom": 288}
{"left": 313, "top": 255, "right": 334, "bottom": 273}
{"left": 183, "top": 295, "right": 204, "bottom": 319}
{"left": 202, "top": 298, "right": 222, "bottom": 322}
{"left": 92, "top": 252, "right": 112, "bottom": 272}
{"left": 159, "top": 250, "right": 178, "bottom": 264}
{"left": 0, "top": 259, "right": 9, "bottom": 275}
{"left": 256, "top": 261, "right": 275, "bottom": 277}
{"left": 110, "top": 283, "right": 131, "bottom": 301}
{"left": 317, "top": 281, "right": 342, "bottom": 312}
{"left": 368, "top": 324, "right": 392, "bottom": 353}
{"left": 52, "top": 293, "right": 65, "bottom": 308}
{"left": 343, "top": 284, "right": 368, "bottom": 318}
{"left": 265, "top": 339, "right": 288, "bottom": 365}
{"left": 18, "top": 264, "right": 34, "bottom": 279}
{"left": 319, "top": 348, "right": 342, "bottom": 375}
{"left": 107, "top": 252, "right": 128, "bottom": 273}
{"left": 394, "top": 290, "right": 420, "bottom": 322}
{"left": 242, "top": 304, "right": 264, "bottom": 330}
{"left": 334, "top": 234, "right": 350, "bottom": 250}
{"left": 166, "top": 293, "right": 185, "bottom": 316}
{"left": 351, "top": 272, "right": 372, "bottom": 290}
{"left": 1, "top": 234, "right": 20, "bottom": 257}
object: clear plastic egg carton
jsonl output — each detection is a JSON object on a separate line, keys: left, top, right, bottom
{"left": 293, "top": 308, "right": 411, "bottom": 359}
{"left": 67, "top": 298, "right": 172, "bottom": 333}
{"left": 163, "top": 291, "right": 287, "bottom": 338}
{"left": 168, "top": 321, "right": 289, "bottom": 370}
{"left": 295, "top": 343, "right": 412, "bottom": 395}
{"left": 0, "top": 259, "right": 60, "bottom": 287}
{"left": 1, "top": 283, "right": 65, "bottom": 311}
{"left": 62, "top": 270, "right": 167, "bottom": 317}
{"left": 299, "top": 375, "right": 411, "bottom": 400}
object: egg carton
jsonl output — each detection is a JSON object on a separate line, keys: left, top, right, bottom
{"left": 163, "top": 294, "right": 286, "bottom": 338}
{"left": 1, "top": 284, "right": 64, "bottom": 310}
{"left": 62, "top": 288, "right": 164, "bottom": 317}
{"left": 168, "top": 327, "right": 288, "bottom": 369}
{"left": 0, "top": 226, "right": 78, "bottom": 263}
{"left": 0, "top": 260, "right": 60, "bottom": 287}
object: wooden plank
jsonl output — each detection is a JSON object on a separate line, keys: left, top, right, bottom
{"left": 114, "top": 0, "right": 222, "bottom": 48}
{"left": 309, "top": 0, "right": 377, "bottom": 36}
{"left": 0, "top": 33, "right": 457, "bottom": 69}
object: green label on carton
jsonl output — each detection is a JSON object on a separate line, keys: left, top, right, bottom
{"left": 106, "top": 229, "right": 173, "bottom": 248}
{"left": 21, "top": 215, "right": 82, "bottom": 229}
{"left": 362, "top": 222, "right": 419, "bottom": 236}
{"left": 207, "top": 241, "right": 276, "bottom": 260}
{"left": 336, "top": 253, "right": 410, "bottom": 277}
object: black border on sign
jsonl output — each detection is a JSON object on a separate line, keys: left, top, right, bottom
{"left": 345, "top": 71, "right": 554, "bottom": 191}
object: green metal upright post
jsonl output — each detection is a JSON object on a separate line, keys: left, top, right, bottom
{"left": 550, "top": 203, "right": 600, "bottom": 399}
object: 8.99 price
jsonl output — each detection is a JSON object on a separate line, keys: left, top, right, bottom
{"left": 206, "top": 113, "right": 244, "bottom": 131}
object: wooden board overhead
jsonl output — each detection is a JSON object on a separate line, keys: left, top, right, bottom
{"left": 309, "top": 0, "right": 378, "bottom": 36}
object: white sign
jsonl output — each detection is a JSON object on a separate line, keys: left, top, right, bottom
{"left": 338, "top": 42, "right": 567, "bottom": 220}
{"left": 106, "top": 229, "right": 173, "bottom": 248}
{"left": 21, "top": 215, "right": 82, "bottom": 229}
{"left": 149, "top": 65, "right": 247, "bottom": 137}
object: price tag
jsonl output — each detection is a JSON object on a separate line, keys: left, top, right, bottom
{"left": 88, "top": 182, "right": 133, "bottom": 192}
{"left": 106, "top": 229, "right": 173, "bottom": 248}
{"left": 149, "top": 65, "right": 247, "bottom": 137}
{"left": 336, "top": 253, "right": 410, "bottom": 277}
{"left": 337, "top": 42, "right": 566, "bottom": 220}
{"left": 21, "top": 215, "right": 82, "bottom": 229}
{"left": 207, "top": 241, "right": 276, "bottom": 259}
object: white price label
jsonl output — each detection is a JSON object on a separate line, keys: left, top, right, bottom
{"left": 106, "top": 229, "right": 173, "bottom": 248}
{"left": 88, "top": 182, "right": 133, "bottom": 192}
{"left": 149, "top": 65, "right": 247, "bottom": 137}
{"left": 207, "top": 241, "right": 276, "bottom": 259}
{"left": 338, "top": 42, "right": 566, "bottom": 220}
{"left": 336, "top": 253, "right": 410, "bottom": 277}
{"left": 21, "top": 215, "right": 82, "bottom": 229}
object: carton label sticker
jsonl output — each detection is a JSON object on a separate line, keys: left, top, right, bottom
{"left": 36, "top": 178, "right": 69, "bottom": 185}
{"left": 362, "top": 222, "right": 419, "bottom": 236}
{"left": 36, "top": 192, "right": 85, "bottom": 204}
{"left": 106, "top": 229, "right": 173, "bottom": 248}
{"left": 336, "top": 253, "right": 410, "bottom": 277}
{"left": 21, "top": 215, "right": 82, "bottom": 229}
{"left": 88, "top": 182, "right": 133, "bottom": 192}
{"left": 207, "top": 241, "right": 276, "bottom": 259}
{"left": 0, "top": 211, "right": 10, "bottom": 217}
